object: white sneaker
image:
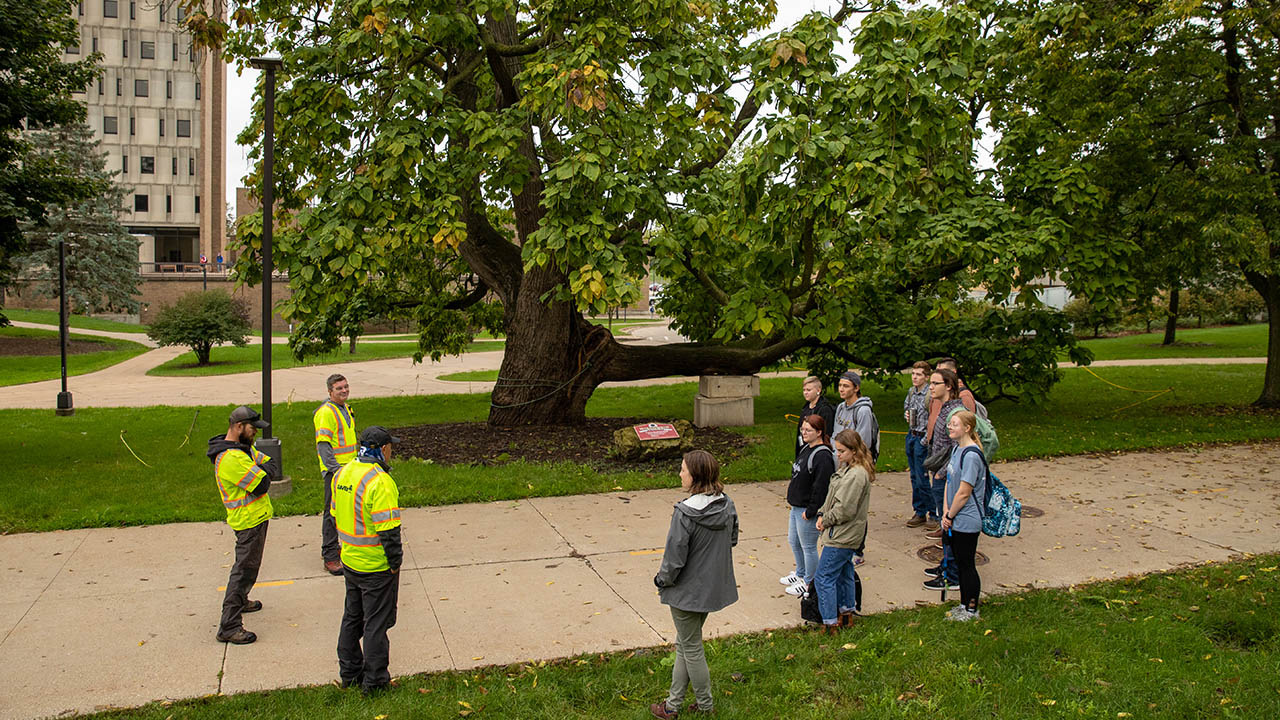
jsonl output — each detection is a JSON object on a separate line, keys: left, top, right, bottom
{"left": 946, "top": 606, "right": 978, "bottom": 622}
{"left": 785, "top": 581, "right": 809, "bottom": 597}
{"left": 778, "top": 573, "right": 801, "bottom": 586}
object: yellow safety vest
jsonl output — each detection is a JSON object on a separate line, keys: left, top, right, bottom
{"left": 313, "top": 401, "right": 357, "bottom": 472}
{"left": 330, "top": 459, "right": 401, "bottom": 572}
{"left": 214, "top": 446, "right": 274, "bottom": 531}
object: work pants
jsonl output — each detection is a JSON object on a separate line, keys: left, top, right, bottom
{"left": 321, "top": 469, "right": 339, "bottom": 562}
{"left": 219, "top": 520, "right": 269, "bottom": 637}
{"left": 337, "top": 566, "right": 400, "bottom": 691}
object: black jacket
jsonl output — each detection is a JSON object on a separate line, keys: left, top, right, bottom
{"left": 787, "top": 443, "right": 835, "bottom": 518}
{"left": 796, "top": 396, "right": 836, "bottom": 457}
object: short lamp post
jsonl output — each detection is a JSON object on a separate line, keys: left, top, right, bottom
{"left": 55, "top": 239, "right": 73, "bottom": 416}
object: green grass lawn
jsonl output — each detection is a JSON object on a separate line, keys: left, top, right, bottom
{"left": 0, "top": 326, "right": 150, "bottom": 387}
{"left": 3, "top": 308, "right": 150, "bottom": 333}
{"left": 83, "top": 553, "right": 1280, "bottom": 719}
{"left": 438, "top": 369, "right": 500, "bottom": 382}
{"left": 146, "top": 340, "right": 506, "bottom": 376}
{"left": 3, "top": 364, "right": 1276, "bottom": 533}
{"left": 1077, "top": 323, "right": 1268, "bottom": 361}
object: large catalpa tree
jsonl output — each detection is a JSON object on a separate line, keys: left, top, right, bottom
{"left": 215, "top": 0, "right": 1109, "bottom": 425}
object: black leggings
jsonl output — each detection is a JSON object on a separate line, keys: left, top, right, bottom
{"left": 948, "top": 530, "right": 981, "bottom": 611}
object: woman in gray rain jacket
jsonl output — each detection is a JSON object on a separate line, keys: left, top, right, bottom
{"left": 650, "top": 450, "right": 739, "bottom": 719}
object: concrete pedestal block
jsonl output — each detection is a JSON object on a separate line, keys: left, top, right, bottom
{"left": 698, "top": 375, "right": 760, "bottom": 398}
{"left": 694, "top": 395, "right": 754, "bottom": 427}
{"left": 268, "top": 476, "right": 293, "bottom": 498}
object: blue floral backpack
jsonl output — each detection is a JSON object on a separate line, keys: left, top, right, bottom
{"left": 958, "top": 446, "right": 1021, "bottom": 537}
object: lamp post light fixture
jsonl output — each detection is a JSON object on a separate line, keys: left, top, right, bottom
{"left": 55, "top": 239, "right": 73, "bottom": 416}
{"left": 249, "top": 55, "right": 283, "bottom": 438}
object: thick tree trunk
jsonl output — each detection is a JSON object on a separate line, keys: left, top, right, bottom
{"left": 486, "top": 272, "right": 805, "bottom": 425}
{"left": 1163, "top": 286, "right": 1180, "bottom": 345}
{"left": 1245, "top": 271, "right": 1280, "bottom": 408}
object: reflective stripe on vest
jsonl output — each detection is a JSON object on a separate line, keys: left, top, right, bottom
{"left": 223, "top": 493, "right": 264, "bottom": 510}
{"left": 338, "top": 530, "right": 381, "bottom": 546}
{"left": 370, "top": 509, "right": 400, "bottom": 523}
{"left": 350, "top": 466, "right": 379, "bottom": 535}
{"left": 327, "top": 403, "right": 356, "bottom": 455}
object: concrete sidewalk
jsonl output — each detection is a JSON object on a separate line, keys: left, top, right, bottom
{"left": 2, "top": 442, "right": 1277, "bottom": 720}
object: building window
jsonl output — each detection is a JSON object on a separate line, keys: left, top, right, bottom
{"left": 79, "top": 1, "right": 83, "bottom": 15}
{"left": 159, "top": 118, "right": 165, "bottom": 136}
{"left": 195, "top": 196, "right": 200, "bottom": 214}
{"left": 172, "top": 156, "right": 178, "bottom": 175}
{"left": 92, "top": 37, "right": 97, "bottom": 52}
{"left": 135, "top": 79, "right": 148, "bottom": 97}
{"left": 129, "top": 1, "right": 135, "bottom": 20}
{"left": 103, "top": 116, "right": 117, "bottom": 134}
{"left": 159, "top": 3, "right": 164, "bottom": 21}
{"left": 104, "top": 0, "right": 117, "bottom": 18}
{"left": 129, "top": 116, "right": 135, "bottom": 135}
{"left": 176, "top": 119, "right": 191, "bottom": 137}
{"left": 116, "top": 78, "right": 121, "bottom": 96}
{"left": 141, "top": 156, "right": 154, "bottom": 174}
{"left": 122, "top": 154, "right": 128, "bottom": 172}
{"left": 141, "top": 41, "right": 154, "bottom": 60}
{"left": 122, "top": 40, "right": 127, "bottom": 58}
{"left": 172, "top": 43, "right": 178, "bottom": 61}
{"left": 176, "top": 4, "right": 186, "bottom": 21}
{"left": 188, "top": 158, "right": 195, "bottom": 175}
{"left": 195, "top": 82, "right": 201, "bottom": 100}
{"left": 66, "top": 44, "right": 80, "bottom": 55}
{"left": 135, "top": 194, "right": 149, "bottom": 212}
{"left": 97, "top": 78, "right": 103, "bottom": 95}
{"left": 189, "top": 45, "right": 196, "bottom": 62}
{"left": 166, "top": 80, "right": 172, "bottom": 99}
{"left": 166, "top": 195, "right": 172, "bottom": 213}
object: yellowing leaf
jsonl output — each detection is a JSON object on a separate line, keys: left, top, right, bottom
{"left": 1041, "top": 699, "right": 1057, "bottom": 706}
{"left": 458, "top": 701, "right": 472, "bottom": 709}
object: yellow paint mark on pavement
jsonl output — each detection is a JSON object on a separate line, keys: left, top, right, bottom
{"left": 217, "top": 579, "right": 295, "bottom": 591}
{"left": 629, "top": 549, "right": 662, "bottom": 556}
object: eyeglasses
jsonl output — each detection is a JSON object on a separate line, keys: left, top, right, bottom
{"left": 929, "top": 381, "right": 945, "bottom": 385}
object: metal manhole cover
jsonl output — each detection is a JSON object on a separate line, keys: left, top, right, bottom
{"left": 1021, "top": 505, "right": 1045, "bottom": 518}
{"left": 915, "top": 545, "right": 989, "bottom": 566}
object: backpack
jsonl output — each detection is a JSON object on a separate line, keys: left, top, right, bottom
{"left": 947, "top": 406, "right": 999, "bottom": 461}
{"left": 958, "top": 446, "right": 1021, "bottom": 538}
{"left": 806, "top": 444, "right": 835, "bottom": 474}
{"left": 799, "top": 572, "right": 863, "bottom": 623}
{"left": 854, "top": 404, "right": 881, "bottom": 462}
{"left": 973, "top": 397, "right": 989, "bottom": 421}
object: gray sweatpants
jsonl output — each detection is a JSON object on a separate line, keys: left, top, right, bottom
{"left": 665, "top": 607, "right": 713, "bottom": 712}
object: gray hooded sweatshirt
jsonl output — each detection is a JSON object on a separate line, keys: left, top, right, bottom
{"left": 654, "top": 493, "right": 740, "bottom": 613}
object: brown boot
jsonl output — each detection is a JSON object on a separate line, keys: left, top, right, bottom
{"left": 838, "top": 611, "right": 856, "bottom": 627}
{"left": 823, "top": 623, "right": 840, "bottom": 636}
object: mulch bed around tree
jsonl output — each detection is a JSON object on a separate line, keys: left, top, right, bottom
{"left": 0, "top": 336, "right": 111, "bottom": 356}
{"left": 394, "top": 417, "right": 759, "bottom": 472}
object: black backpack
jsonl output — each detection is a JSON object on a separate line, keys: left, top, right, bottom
{"left": 799, "top": 573, "right": 863, "bottom": 623}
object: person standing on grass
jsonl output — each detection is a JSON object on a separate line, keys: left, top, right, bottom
{"left": 795, "top": 375, "right": 835, "bottom": 456}
{"left": 903, "top": 361, "right": 933, "bottom": 528}
{"left": 924, "top": 369, "right": 964, "bottom": 593}
{"left": 315, "top": 373, "right": 357, "bottom": 575}
{"left": 781, "top": 415, "right": 836, "bottom": 597}
{"left": 942, "top": 410, "right": 987, "bottom": 621}
{"left": 651, "top": 450, "right": 739, "bottom": 720}
{"left": 814, "top": 429, "right": 873, "bottom": 635}
{"left": 207, "top": 405, "right": 273, "bottom": 645}
{"left": 333, "top": 426, "right": 404, "bottom": 694}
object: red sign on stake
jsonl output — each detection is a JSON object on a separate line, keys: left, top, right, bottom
{"left": 634, "top": 422, "right": 680, "bottom": 441}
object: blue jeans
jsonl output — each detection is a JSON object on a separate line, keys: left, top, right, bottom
{"left": 905, "top": 433, "right": 931, "bottom": 518}
{"left": 815, "top": 546, "right": 859, "bottom": 624}
{"left": 787, "top": 506, "right": 820, "bottom": 583}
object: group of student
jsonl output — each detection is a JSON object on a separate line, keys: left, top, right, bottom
{"left": 649, "top": 361, "right": 992, "bottom": 718}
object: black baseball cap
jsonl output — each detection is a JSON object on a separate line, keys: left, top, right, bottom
{"left": 229, "top": 406, "right": 270, "bottom": 428}
{"left": 840, "top": 370, "right": 861, "bottom": 387}
{"left": 360, "top": 426, "right": 401, "bottom": 447}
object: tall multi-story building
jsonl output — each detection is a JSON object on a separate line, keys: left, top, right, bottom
{"left": 68, "top": 0, "right": 225, "bottom": 270}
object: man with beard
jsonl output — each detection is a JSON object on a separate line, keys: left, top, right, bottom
{"left": 207, "top": 406, "right": 274, "bottom": 644}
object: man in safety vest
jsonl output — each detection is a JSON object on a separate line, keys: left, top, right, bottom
{"left": 315, "top": 373, "right": 357, "bottom": 575}
{"left": 332, "top": 425, "right": 403, "bottom": 693}
{"left": 206, "top": 405, "right": 274, "bottom": 645}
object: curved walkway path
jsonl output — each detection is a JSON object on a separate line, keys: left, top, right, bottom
{"left": 0, "top": 442, "right": 1277, "bottom": 719}
{"left": 0, "top": 320, "right": 1267, "bottom": 410}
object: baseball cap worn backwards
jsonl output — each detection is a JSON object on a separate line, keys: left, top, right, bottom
{"left": 360, "top": 425, "right": 401, "bottom": 447}
{"left": 229, "top": 406, "right": 270, "bottom": 428}
{"left": 840, "top": 370, "right": 861, "bottom": 387}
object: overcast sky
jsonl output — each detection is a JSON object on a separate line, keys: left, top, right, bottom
{"left": 223, "top": 2, "right": 846, "bottom": 213}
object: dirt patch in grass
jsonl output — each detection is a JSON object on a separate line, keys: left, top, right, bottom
{"left": 0, "top": 336, "right": 112, "bottom": 356}
{"left": 395, "top": 417, "right": 758, "bottom": 472}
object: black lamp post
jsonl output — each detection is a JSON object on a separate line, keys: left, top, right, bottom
{"left": 249, "top": 55, "right": 283, "bottom": 438}
{"left": 55, "top": 239, "right": 73, "bottom": 416}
